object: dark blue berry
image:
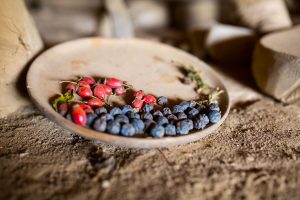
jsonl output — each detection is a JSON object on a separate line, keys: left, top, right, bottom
{"left": 172, "top": 105, "right": 184, "bottom": 114}
{"left": 114, "top": 114, "right": 129, "bottom": 124}
{"left": 86, "top": 113, "right": 98, "bottom": 126}
{"left": 208, "top": 110, "right": 221, "bottom": 123}
{"left": 93, "top": 118, "right": 107, "bottom": 132}
{"left": 106, "top": 120, "right": 120, "bottom": 134}
{"left": 196, "top": 104, "right": 207, "bottom": 114}
{"left": 193, "top": 114, "right": 209, "bottom": 129}
{"left": 130, "top": 119, "right": 144, "bottom": 133}
{"left": 209, "top": 103, "right": 220, "bottom": 112}
{"left": 126, "top": 111, "right": 140, "bottom": 119}
{"left": 99, "top": 113, "right": 114, "bottom": 121}
{"left": 120, "top": 123, "right": 135, "bottom": 136}
{"left": 142, "top": 104, "right": 154, "bottom": 113}
{"left": 120, "top": 105, "right": 133, "bottom": 114}
{"left": 179, "top": 101, "right": 190, "bottom": 110}
{"left": 149, "top": 125, "right": 165, "bottom": 138}
{"left": 66, "top": 113, "right": 72, "bottom": 121}
{"left": 143, "top": 119, "right": 156, "bottom": 132}
{"left": 155, "top": 116, "right": 169, "bottom": 126}
{"left": 95, "top": 107, "right": 107, "bottom": 115}
{"left": 109, "top": 107, "right": 122, "bottom": 116}
{"left": 176, "top": 119, "right": 193, "bottom": 135}
{"left": 185, "top": 107, "right": 199, "bottom": 117}
{"left": 165, "top": 124, "right": 176, "bottom": 136}
{"left": 186, "top": 119, "right": 194, "bottom": 130}
{"left": 157, "top": 96, "right": 168, "bottom": 106}
{"left": 141, "top": 113, "right": 153, "bottom": 120}
{"left": 162, "top": 107, "right": 172, "bottom": 116}
{"left": 153, "top": 110, "right": 163, "bottom": 117}
{"left": 188, "top": 100, "right": 197, "bottom": 107}
{"left": 58, "top": 104, "right": 68, "bottom": 116}
{"left": 166, "top": 114, "right": 178, "bottom": 124}
{"left": 167, "top": 114, "right": 178, "bottom": 121}
{"left": 177, "top": 112, "right": 187, "bottom": 120}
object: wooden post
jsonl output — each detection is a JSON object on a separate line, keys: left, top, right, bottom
{"left": 0, "top": 0, "right": 43, "bottom": 117}
{"left": 169, "top": 0, "right": 218, "bottom": 30}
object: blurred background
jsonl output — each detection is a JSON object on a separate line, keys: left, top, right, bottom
{"left": 24, "top": 0, "right": 300, "bottom": 63}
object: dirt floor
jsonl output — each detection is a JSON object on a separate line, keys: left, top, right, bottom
{"left": 1, "top": 62, "right": 300, "bottom": 200}
{"left": 2, "top": 1, "right": 300, "bottom": 199}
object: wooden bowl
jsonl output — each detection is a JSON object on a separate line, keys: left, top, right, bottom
{"left": 27, "top": 38, "right": 230, "bottom": 148}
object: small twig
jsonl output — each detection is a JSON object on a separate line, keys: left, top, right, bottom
{"left": 179, "top": 65, "right": 223, "bottom": 105}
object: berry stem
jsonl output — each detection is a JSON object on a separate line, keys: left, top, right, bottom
{"left": 59, "top": 80, "right": 76, "bottom": 84}
{"left": 123, "top": 83, "right": 132, "bottom": 89}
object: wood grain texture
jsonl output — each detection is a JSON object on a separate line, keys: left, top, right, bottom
{"left": 252, "top": 25, "right": 300, "bottom": 105}
{"left": 0, "top": 0, "right": 43, "bottom": 117}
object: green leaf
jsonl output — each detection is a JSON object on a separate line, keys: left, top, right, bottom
{"left": 52, "top": 91, "right": 74, "bottom": 111}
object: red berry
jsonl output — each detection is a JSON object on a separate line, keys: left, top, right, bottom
{"left": 58, "top": 102, "right": 69, "bottom": 116}
{"left": 93, "top": 84, "right": 111, "bottom": 99}
{"left": 143, "top": 95, "right": 156, "bottom": 104}
{"left": 79, "top": 104, "right": 94, "bottom": 114}
{"left": 102, "top": 84, "right": 113, "bottom": 94}
{"left": 72, "top": 105, "right": 87, "bottom": 126}
{"left": 105, "top": 78, "right": 123, "bottom": 88}
{"left": 88, "top": 98, "right": 105, "bottom": 108}
{"left": 115, "top": 86, "right": 126, "bottom": 96}
{"left": 66, "top": 83, "right": 76, "bottom": 92}
{"left": 77, "top": 87, "right": 93, "bottom": 98}
{"left": 77, "top": 81, "right": 90, "bottom": 88}
{"left": 132, "top": 99, "right": 144, "bottom": 109}
{"left": 94, "top": 92, "right": 106, "bottom": 100}
{"left": 133, "top": 90, "right": 144, "bottom": 99}
{"left": 83, "top": 77, "right": 95, "bottom": 85}
{"left": 79, "top": 104, "right": 91, "bottom": 110}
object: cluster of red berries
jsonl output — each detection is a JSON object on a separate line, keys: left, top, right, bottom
{"left": 132, "top": 90, "right": 156, "bottom": 110}
{"left": 54, "top": 77, "right": 157, "bottom": 127}
{"left": 66, "top": 77, "right": 126, "bottom": 102}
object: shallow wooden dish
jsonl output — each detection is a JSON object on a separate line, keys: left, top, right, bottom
{"left": 27, "top": 38, "right": 230, "bottom": 148}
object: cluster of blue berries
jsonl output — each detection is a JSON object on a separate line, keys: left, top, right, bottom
{"left": 84, "top": 96, "right": 221, "bottom": 138}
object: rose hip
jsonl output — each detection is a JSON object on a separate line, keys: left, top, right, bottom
{"left": 133, "top": 90, "right": 144, "bottom": 99}
{"left": 72, "top": 105, "right": 87, "bottom": 126}
{"left": 77, "top": 81, "right": 90, "bottom": 88}
{"left": 105, "top": 78, "right": 123, "bottom": 88}
{"left": 115, "top": 86, "right": 126, "bottom": 96}
{"left": 83, "top": 77, "right": 95, "bottom": 85}
{"left": 77, "top": 87, "right": 93, "bottom": 99}
{"left": 143, "top": 95, "right": 156, "bottom": 104}
{"left": 93, "top": 85, "right": 110, "bottom": 99}
{"left": 132, "top": 99, "right": 144, "bottom": 109}
{"left": 102, "top": 84, "right": 113, "bottom": 94}
{"left": 79, "top": 104, "right": 94, "bottom": 114}
{"left": 66, "top": 83, "right": 76, "bottom": 92}
{"left": 88, "top": 98, "right": 105, "bottom": 108}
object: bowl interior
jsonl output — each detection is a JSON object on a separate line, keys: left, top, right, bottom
{"left": 27, "top": 37, "right": 230, "bottom": 148}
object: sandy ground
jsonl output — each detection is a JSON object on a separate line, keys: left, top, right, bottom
{"left": 1, "top": 61, "right": 300, "bottom": 200}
